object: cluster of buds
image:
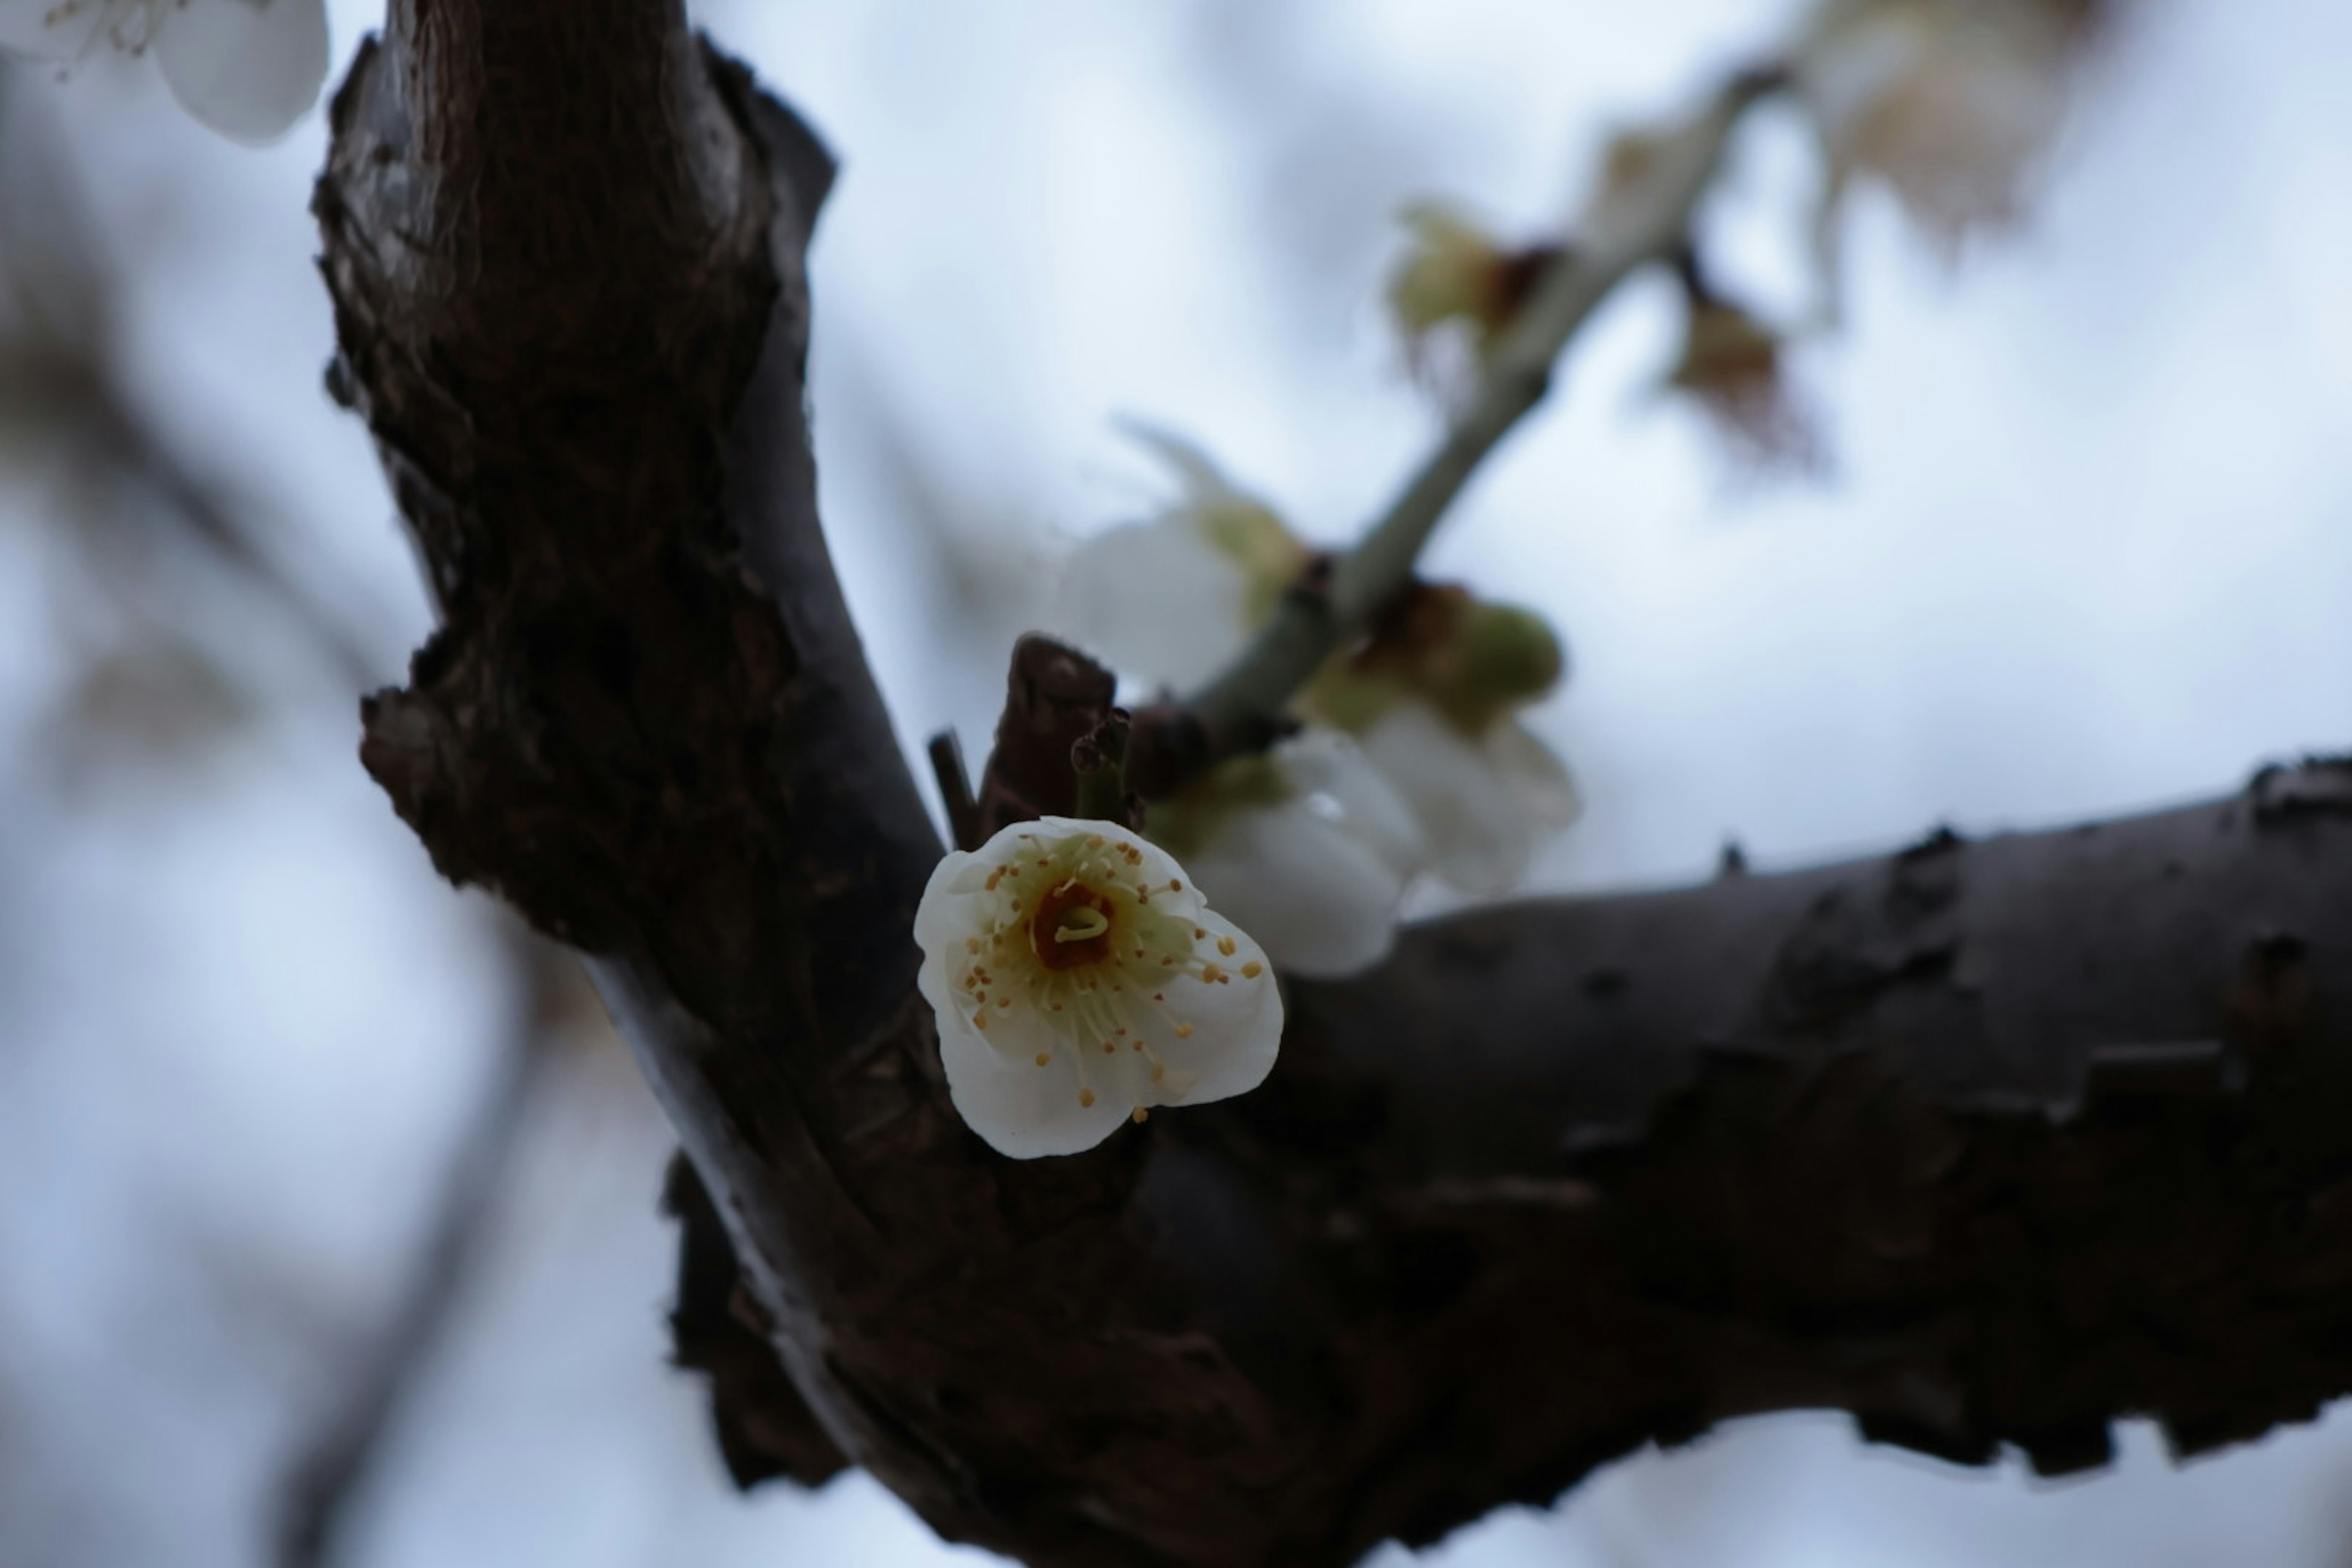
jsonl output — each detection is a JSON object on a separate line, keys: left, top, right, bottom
{"left": 1051, "top": 439, "right": 1578, "bottom": 977}
{"left": 1385, "top": 203, "right": 1564, "bottom": 384}
{"left": 1660, "top": 255, "right": 1825, "bottom": 478}
{"left": 0, "top": 0, "right": 330, "bottom": 143}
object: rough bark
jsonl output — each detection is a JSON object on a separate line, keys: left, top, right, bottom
{"left": 314, "top": 9, "right": 2352, "bottom": 1567}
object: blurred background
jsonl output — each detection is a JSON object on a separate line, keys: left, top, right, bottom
{"left": 0, "top": 0, "right": 2347, "bottom": 1564}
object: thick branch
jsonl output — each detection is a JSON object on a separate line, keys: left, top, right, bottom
{"left": 318, "top": 13, "right": 2352, "bottom": 1568}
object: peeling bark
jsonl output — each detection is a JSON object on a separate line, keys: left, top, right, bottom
{"left": 314, "top": 9, "right": 2352, "bottom": 1567}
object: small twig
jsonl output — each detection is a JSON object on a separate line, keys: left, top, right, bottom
{"left": 1144, "top": 66, "right": 1784, "bottom": 790}
{"left": 1071, "top": 710, "right": 1133, "bottom": 825}
{"left": 929, "top": 728, "right": 984, "bottom": 851}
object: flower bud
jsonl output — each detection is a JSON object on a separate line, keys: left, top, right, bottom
{"left": 1664, "top": 295, "right": 1823, "bottom": 475}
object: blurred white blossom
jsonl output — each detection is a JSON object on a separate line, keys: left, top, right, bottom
{"left": 913, "top": 816, "right": 1283, "bottom": 1158}
{"left": 1147, "top": 731, "right": 1425, "bottom": 979}
{"left": 1052, "top": 426, "right": 1307, "bottom": 694}
{"left": 1349, "top": 699, "right": 1579, "bottom": 897}
{"left": 1793, "top": 0, "right": 2098, "bottom": 260}
{"left": 0, "top": 0, "right": 328, "bottom": 144}
{"left": 1306, "top": 587, "right": 1579, "bottom": 896}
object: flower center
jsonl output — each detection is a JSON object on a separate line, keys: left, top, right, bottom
{"left": 1030, "top": 879, "right": 1115, "bottom": 971}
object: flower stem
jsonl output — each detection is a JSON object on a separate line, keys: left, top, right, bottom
{"left": 1072, "top": 710, "right": 1134, "bottom": 825}
{"left": 1176, "top": 66, "right": 1784, "bottom": 751}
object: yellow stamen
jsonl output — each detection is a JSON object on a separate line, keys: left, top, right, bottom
{"left": 1131, "top": 1107, "right": 1150, "bottom": 1125}
{"left": 1241, "top": 961, "right": 1263, "bottom": 978}
{"left": 1217, "top": 935, "right": 1237, "bottom": 957}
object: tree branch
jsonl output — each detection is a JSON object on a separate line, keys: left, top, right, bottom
{"left": 317, "top": 11, "right": 2352, "bottom": 1568}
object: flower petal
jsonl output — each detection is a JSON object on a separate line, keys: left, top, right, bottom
{"left": 1355, "top": 700, "right": 1544, "bottom": 896}
{"left": 0, "top": 0, "right": 114, "bottom": 59}
{"left": 1184, "top": 806, "right": 1404, "bottom": 979}
{"left": 932, "top": 1006, "right": 1131, "bottom": 1159}
{"left": 1487, "top": 717, "right": 1581, "bottom": 833}
{"left": 1173, "top": 734, "right": 1423, "bottom": 979}
{"left": 156, "top": 0, "right": 327, "bottom": 145}
{"left": 1278, "top": 730, "right": 1425, "bottom": 882}
{"left": 1050, "top": 517, "right": 1254, "bottom": 692}
{"left": 1142, "top": 907, "right": 1281, "bottom": 1106}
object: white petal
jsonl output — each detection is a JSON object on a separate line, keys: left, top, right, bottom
{"left": 1174, "top": 734, "right": 1423, "bottom": 979}
{"left": 910, "top": 846, "right": 983, "bottom": 957}
{"left": 1049, "top": 518, "right": 1253, "bottom": 692}
{"left": 1115, "top": 420, "right": 1253, "bottom": 511}
{"left": 0, "top": 0, "right": 117, "bottom": 58}
{"left": 1184, "top": 806, "right": 1404, "bottom": 979}
{"left": 1144, "top": 907, "right": 1281, "bottom": 1106}
{"left": 156, "top": 0, "right": 326, "bottom": 145}
{"left": 1355, "top": 701, "right": 1540, "bottom": 896}
{"left": 1276, "top": 730, "right": 1426, "bottom": 882}
{"left": 1795, "top": 7, "right": 1937, "bottom": 145}
{"left": 933, "top": 1007, "right": 1131, "bottom": 1159}
{"left": 1485, "top": 718, "right": 1581, "bottom": 833}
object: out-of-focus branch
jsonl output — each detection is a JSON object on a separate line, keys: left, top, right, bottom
{"left": 1128, "top": 67, "right": 1784, "bottom": 797}
{"left": 0, "top": 74, "right": 379, "bottom": 691}
{"left": 274, "top": 925, "right": 573, "bottom": 1568}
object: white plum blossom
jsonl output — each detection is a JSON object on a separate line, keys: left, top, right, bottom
{"left": 1793, "top": 0, "right": 2091, "bottom": 262}
{"left": 1350, "top": 699, "right": 1578, "bottom": 898}
{"left": 0, "top": 0, "right": 330, "bottom": 145}
{"left": 1147, "top": 731, "right": 1425, "bottom": 980}
{"left": 1051, "top": 426, "right": 1307, "bottom": 695}
{"left": 914, "top": 816, "right": 1283, "bottom": 1159}
{"left": 1304, "top": 587, "right": 1579, "bottom": 896}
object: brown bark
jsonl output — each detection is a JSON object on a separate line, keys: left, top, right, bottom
{"left": 314, "top": 9, "right": 2352, "bottom": 1567}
